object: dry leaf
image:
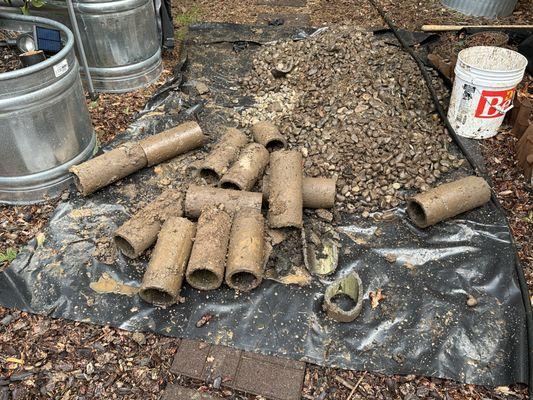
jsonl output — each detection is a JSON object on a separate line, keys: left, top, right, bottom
{"left": 369, "top": 289, "right": 385, "bottom": 309}
{"left": 36, "top": 232, "right": 46, "bottom": 248}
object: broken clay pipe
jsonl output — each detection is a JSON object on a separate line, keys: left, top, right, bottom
{"left": 510, "top": 96, "right": 532, "bottom": 139}
{"left": 323, "top": 272, "right": 364, "bottom": 323}
{"left": 70, "top": 121, "right": 204, "bottom": 196}
{"left": 268, "top": 150, "right": 303, "bottom": 228}
{"left": 70, "top": 142, "right": 147, "bottom": 196}
{"left": 139, "top": 217, "right": 196, "bottom": 306}
{"left": 138, "top": 121, "right": 205, "bottom": 166}
{"left": 517, "top": 125, "right": 533, "bottom": 183}
{"left": 197, "top": 128, "right": 248, "bottom": 181}
{"left": 226, "top": 211, "right": 265, "bottom": 291}
{"left": 262, "top": 176, "right": 336, "bottom": 209}
{"left": 220, "top": 143, "right": 270, "bottom": 191}
{"left": 114, "top": 189, "right": 183, "bottom": 259}
{"left": 186, "top": 207, "right": 232, "bottom": 291}
{"left": 407, "top": 176, "right": 491, "bottom": 228}
{"left": 184, "top": 185, "right": 263, "bottom": 219}
{"left": 252, "top": 122, "right": 287, "bottom": 152}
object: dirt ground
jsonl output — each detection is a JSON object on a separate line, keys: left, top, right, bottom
{"left": 1, "top": 0, "right": 532, "bottom": 399}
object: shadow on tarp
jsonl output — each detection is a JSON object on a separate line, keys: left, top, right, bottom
{"left": 0, "top": 23, "right": 528, "bottom": 387}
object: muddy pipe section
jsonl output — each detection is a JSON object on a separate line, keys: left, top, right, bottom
{"left": 184, "top": 185, "right": 263, "bottom": 219}
{"left": 139, "top": 217, "right": 196, "bottom": 306}
{"left": 70, "top": 121, "right": 204, "bottom": 195}
{"left": 251, "top": 122, "right": 287, "bottom": 152}
{"left": 70, "top": 142, "right": 147, "bottom": 196}
{"left": 262, "top": 176, "right": 336, "bottom": 209}
{"left": 268, "top": 150, "right": 303, "bottom": 228}
{"left": 139, "top": 121, "right": 205, "bottom": 166}
{"left": 186, "top": 207, "right": 232, "bottom": 291}
{"left": 226, "top": 211, "right": 265, "bottom": 291}
{"left": 198, "top": 128, "right": 248, "bottom": 181}
{"left": 407, "top": 176, "right": 491, "bottom": 228}
{"left": 113, "top": 189, "right": 183, "bottom": 258}
{"left": 220, "top": 143, "right": 270, "bottom": 191}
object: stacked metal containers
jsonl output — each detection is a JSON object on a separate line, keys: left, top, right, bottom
{"left": 1, "top": 0, "right": 162, "bottom": 92}
{"left": 0, "top": 13, "right": 96, "bottom": 204}
{"left": 441, "top": 0, "right": 518, "bottom": 18}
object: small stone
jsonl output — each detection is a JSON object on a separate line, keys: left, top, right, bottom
{"left": 384, "top": 253, "right": 397, "bottom": 263}
{"left": 132, "top": 332, "right": 146, "bottom": 345}
{"left": 61, "top": 192, "right": 70, "bottom": 201}
{"left": 466, "top": 295, "right": 478, "bottom": 307}
{"left": 195, "top": 82, "right": 209, "bottom": 95}
{"left": 85, "top": 362, "right": 94, "bottom": 375}
{"left": 315, "top": 209, "right": 333, "bottom": 222}
{"left": 392, "top": 182, "right": 401, "bottom": 190}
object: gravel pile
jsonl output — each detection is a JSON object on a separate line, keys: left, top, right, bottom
{"left": 239, "top": 26, "right": 464, "bottom": 213}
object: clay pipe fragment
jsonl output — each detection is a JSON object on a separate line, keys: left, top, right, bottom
{"left": 186, "top": 207, "right": 232, "bottom": 291}
{"left": 113, "top": 189, "right": 183, "bottom": 259}
{"left": 262, "top": 176, "right": 336, "bottom": 209}
{"left": 197, "top": 128, "right": 248, "bottom": 182}
{"left": 70, "top": 121, "right": 204, "bottom": 196}
{"left": 138, "top": 121, "right": 205, "bottom": 166}
{"left": 220, "top": 143, "right": 270, "bottom": 191}
{"left": 407, "top": 176, "right": 491, "bottom": 228}
{"left": 323, "top": 272, "right": 364, "bottom": 323}
{"left": 139, "top": 217, "right": 196, "bottom": 306}
{"left": 268, "top": 150, "right": 303, "bottom": 228}
{"left": 184, "top": 185, "right": 263, "bottom": 219}
{"left": 70, "top": 142, "right": 148, "bottom": 196}
{"left": 226, "top": 211, "right": 265, "bottom": 291}
{"left": 252, "top": 122, "right": 287, "bottom": 152}
{"left": 511, "top": 97, "right": 532, "bottom": 139}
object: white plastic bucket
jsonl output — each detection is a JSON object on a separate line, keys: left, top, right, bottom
{"left": 447, "top": 46, "right": 528, "bottom": 139}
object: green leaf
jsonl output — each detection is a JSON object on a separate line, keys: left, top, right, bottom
{"left": 20, "top": 2, "right": 30, "bottom": 14}
{"left": 31, "top": 0, "right": 45, "bottom": 7}
{"left": 0, "top": 248, "right": 17, "bottom": 263}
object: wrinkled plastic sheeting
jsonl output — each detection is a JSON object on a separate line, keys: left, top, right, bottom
{"left": 0, "top": 23, "right": 528, "bottom": 387}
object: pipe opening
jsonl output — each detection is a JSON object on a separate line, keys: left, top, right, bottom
{"left": 139, "top": 288, "right": 174, "bottom": 306}
{"left": 330, "top": 293, "right": 358, "bottom": 312}
{"left": 199, "top": 168, "right": 220, "bottom": 184}
{"left": 407, "top": 200, "right": 428, "bottom": 227}
{"left": 220, "top": 181, "right": 241, "bottom": 191}
{"left": 114, "top": 235, "right": 136, "bottom": 258}
{"left": 229, "top": 271, "right": 259, "bottom": 291}
{"left": 72, "top": 174, "right": 84, "bottom": 193}
{"left": 188, "top": 269, "right": 220, "bottom": 289}
{"left": 266, "top": 140, "right": 285, "bottom": 152}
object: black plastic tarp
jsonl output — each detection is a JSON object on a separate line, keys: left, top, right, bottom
{"left": 0, "top": 23, "right": 528, "bottom": 387}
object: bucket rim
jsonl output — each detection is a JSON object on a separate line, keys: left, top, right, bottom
{"left": 457, "top": 46, "right": 528, "bottom": 74}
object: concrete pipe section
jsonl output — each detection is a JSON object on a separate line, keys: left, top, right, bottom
{"left": 1, "top": 0, "right": 163, "bottom": 92}
{"left": 0, "top": 13, "right": 95, "bottom": 204}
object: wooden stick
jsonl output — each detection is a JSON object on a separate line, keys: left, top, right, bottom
{"left": 346, "top": 372, "right": 367, "bottom": 400}
{"left": 422, "top": 24, "right": 533, "bottom": 32}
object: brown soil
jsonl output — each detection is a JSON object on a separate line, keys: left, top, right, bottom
{"left": 0, "top": 30, "right": 22, "bottom": 73}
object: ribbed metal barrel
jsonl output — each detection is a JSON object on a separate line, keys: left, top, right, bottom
{"left": 1, "top": 0, "right": 162, "bottom": 93}
{"left": 0, "top": 13, "right": 96, "bottom": 205}
{"left": 441, "top": 0, "right": 518, "bottom": 18}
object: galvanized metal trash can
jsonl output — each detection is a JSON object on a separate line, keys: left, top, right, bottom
{"left": 0, "top": 0, "right": 163, "bottom": 93}
{"left": 441, "top": 0, "right": 518, "bottom": 18}
{"left": 0, "top": 13, "right": 96, "bottom": 204}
